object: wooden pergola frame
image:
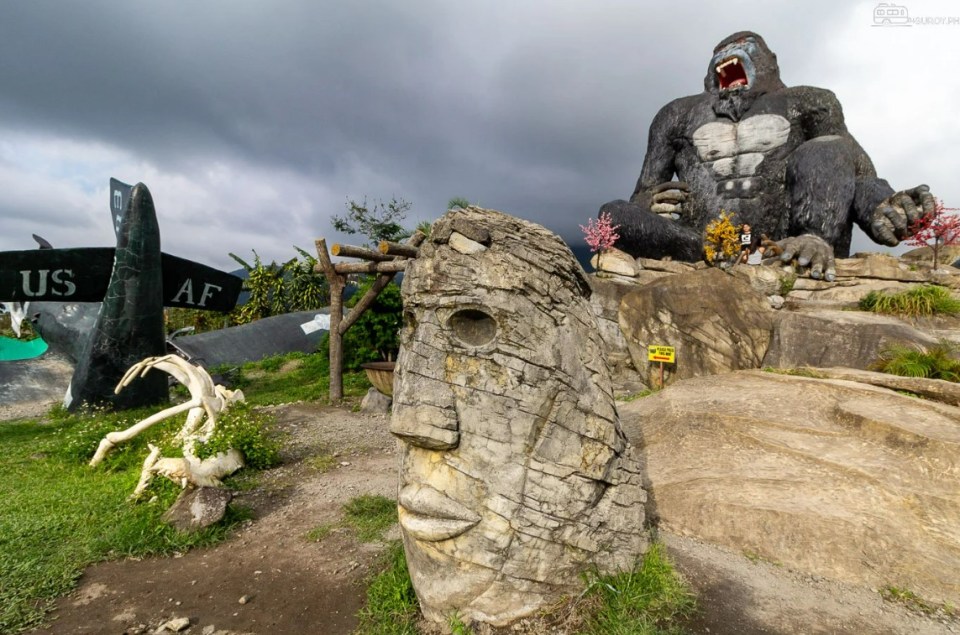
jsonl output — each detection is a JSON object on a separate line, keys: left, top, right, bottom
{"left": 314, "top": 231, "right": 425, "bottom": 402}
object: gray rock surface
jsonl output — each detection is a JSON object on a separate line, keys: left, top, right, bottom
{"left": 618, "top": 268, "right": 775, "bottom": 387}
{"left": 359, "top": 387, "right": 392, "bottom": 414}
{"left": 620, "top": 370, "right": 960, "bottom": 606}
{"left": 590, "top": 247, "right": 638, "bottom": 276}
{"left": 392, "top": 207, "right": 648, "bottom": 626}
{"left": 162, "top": 487, "right": 233, "bottom": 533}
{"left": 763, "top": 309, "right": 939, "bottom": 370}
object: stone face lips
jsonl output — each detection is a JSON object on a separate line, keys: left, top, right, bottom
{"left": 67, "top": 184, "right": 167, "bottom": 410}
{"left": 391, "top": 207, "right": 648, "bottom": 627}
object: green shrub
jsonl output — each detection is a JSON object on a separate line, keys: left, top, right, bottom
{"left": 871, "top": 340, "right": 960, "bottom": 382}
{"left": 195, "top": 402, "right": 282, "bottom": 469}
{"left": 321, "top": 280, "right": 403, "bottom": 370}
{"left": 859, "top": 285, "right": 960, "bottom": 317}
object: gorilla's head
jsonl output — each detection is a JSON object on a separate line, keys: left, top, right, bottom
{"left": 704, "top": 31, "right": 785, "bottom": 121}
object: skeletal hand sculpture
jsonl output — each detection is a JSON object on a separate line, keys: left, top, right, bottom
{"left": 89, "top": 355, "right": 245, "bottom": 498}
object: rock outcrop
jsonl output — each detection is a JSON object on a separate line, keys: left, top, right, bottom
{"left": 618, "top": 268, "right": 775, "bottom": 386}
{"left": 620, "top": 370, "right": 960, "bottom": 606}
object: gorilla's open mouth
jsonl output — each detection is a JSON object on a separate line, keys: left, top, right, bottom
{"left": 716, "top": 56, "right": 748, "bottom": 90}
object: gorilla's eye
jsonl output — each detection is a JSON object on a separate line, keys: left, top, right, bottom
{"left": 447, "top": 309, "right": 497, "bottom": 347}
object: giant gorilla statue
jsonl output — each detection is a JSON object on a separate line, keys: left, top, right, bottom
{"left": 600, "top": 31, "right": 934, "bottom": 280}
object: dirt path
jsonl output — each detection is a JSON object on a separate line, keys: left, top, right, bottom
{"left": 22, "top": 402, "right": 960, "bottom": 635}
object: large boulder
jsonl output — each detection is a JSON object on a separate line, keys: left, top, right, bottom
{"left": 618, "top": 268, "right": 775, "bottom": 387}
{"left": 763, "top": 309, "right": 939, "bottom": 370}
{"left": 620, "top": 370, "right": 960, "bottom": 605}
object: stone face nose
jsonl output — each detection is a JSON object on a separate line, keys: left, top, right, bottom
{"left": 390, "top": 402, "right": 459, "bottom": 450}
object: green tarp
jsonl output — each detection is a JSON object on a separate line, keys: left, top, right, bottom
{"left": 0, "top": 336, "right": 49, "bottom": 361}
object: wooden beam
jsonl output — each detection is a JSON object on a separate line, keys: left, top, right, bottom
{"left": 378, "top": 240, "right": 420, "bottom": 258}
{"left": 333, "top": 260, "right": 408, "bottom": 275}
{"left": 331, "top": 243, "right": 393, "bottom": 262}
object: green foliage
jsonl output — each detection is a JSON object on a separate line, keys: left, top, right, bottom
{"left": 579, "top": 542, "right": 697, "bottom": 635}
{"left": 225, "top": 351, "right": 371, "bottom": 406}
{"left": 703, "top": 210, "right": 740, "bottom": 265}
{"left": 0, "top": 312, "right": 38, "bottom": 340}
{"left": 870, "top": 340, "right": 960, "bottom": 382}
{"left": 355, "top": 541, "right": 419, "bottom": 635}
{"left": 447, "top": 196, "right": 471, "bottom": 210}
{"left": 858, "top": 285, "right": 960, "bottom": 317}
{"left": 0, "top": 414, "right": 245, "bottom": 633}
{"left": 343, "top": 494, "right": 398, "bottom": 543}
{"left": 165, "top": 307, "right": 231, "bottom": 336}
{"left": 619, "top": 389, "right": 657, "bottom": 402}
{"left": 779, "top": 274, "right": 797, "bottom": 297}
{"left": 333, "top": 197, "right": 413, "bottom": 247}
{"left": 195, "top": 402, "right": 282, "bottom": 470}
{"left": 449, "top": 613, "right": 474, "bottom": 634}
{"left": 327, "top": 280, "right": 403, "bottom": 370}
{"left": 229, "top": 248, "right": 329, "bottom": 326}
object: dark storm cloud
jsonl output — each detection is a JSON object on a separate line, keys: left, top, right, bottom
{"left": 1, "top": 0, "right": 942, "bottom": 268}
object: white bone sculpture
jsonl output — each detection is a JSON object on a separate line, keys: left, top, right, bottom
{"left": 89, "top": 355, "right": 246, "bottom": 498}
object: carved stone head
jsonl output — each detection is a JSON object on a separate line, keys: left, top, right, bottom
{"left": 390, "top": 208, "right": 647, "bottom": 626}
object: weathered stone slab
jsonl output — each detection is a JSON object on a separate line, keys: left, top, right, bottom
{"left": 392, "top": 207, "right": 647, "bottom": 627}
{"left": 619, "top": 268, "right": 775, "bottom": 387}
{"left": 590, "top": 247, "right": 638, "bottom": 277}
{"left": 620, "top": 370, "right": 960, "bottom": 606}
{"left": 835, "top": 253, "right": 927, "bottom": 281}
{"left": 763, "top": 310, "right": 938, "bottom": 370}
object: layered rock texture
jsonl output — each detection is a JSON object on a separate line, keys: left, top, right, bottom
{"left": 391, "top": 208, "right": 647, "bottom": 626}
{"left": 591, "top": 246, "right": 960, "bottom": 390}
{"left": 619, "top": 370, "right": 960, "bottom": 605}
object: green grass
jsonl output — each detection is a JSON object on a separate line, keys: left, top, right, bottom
{"left": 354, "top": 541, "right": 420, "bottom": 635}
{"left": 343, "top": 494, "right": 398, "bottom": 542}
{"left": 211, "top": 351, "right": 372, "bottom": 406}
{"left": 0, "top": 410, "right": 250, "bottom": 633}
{"left": 858, "top": 285, "right": 960, "bottom": 317}
{"left": 305, "top": 523, "right": 335, "bottom": 543}
{"left": 880, "top": 585, "right": 955, "bottom": 617}
{"left": 870, "top": 340, "right": 960, "bottom": 382}
{"left": 353, "top": 540, "right": 695, "bottom": 635}
{"left": 578, "top": 542, "right": 697, "bottom": 635}
{"left": 618, "top": 389, "right": 657, "bottom": 402}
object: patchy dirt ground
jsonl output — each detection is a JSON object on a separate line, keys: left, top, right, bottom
{"left": 19, "top": 402, "right": 960, "bottom": 635}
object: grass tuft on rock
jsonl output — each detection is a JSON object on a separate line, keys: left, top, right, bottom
{"left": 858, "top": 285, "right": 960, "bottom": 317}
{"left": 871, "top": 340, "right": 960, "bottom": 382}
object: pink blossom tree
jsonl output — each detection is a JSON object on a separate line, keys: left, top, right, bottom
{"left": 906, "top": 199, "right": 960, "bottom": 270}
{"left": 581, "top": 212, "right": 621, "bottom": 271}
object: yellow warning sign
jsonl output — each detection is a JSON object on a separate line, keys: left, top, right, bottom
{"left": 647, "top": 345, "right": 675, "bottom": 363}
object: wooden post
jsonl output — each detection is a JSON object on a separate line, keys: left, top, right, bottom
{"left": 315, "top": 230, "right": 427, "bottom": 404}
{"left": 316, "top": 238, "right": 345, "bottom": 403}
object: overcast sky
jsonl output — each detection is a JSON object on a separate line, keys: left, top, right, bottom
{"left": 1, "top": 0, "right": 958, "bottom": 271}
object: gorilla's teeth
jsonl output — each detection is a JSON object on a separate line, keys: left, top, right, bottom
{"left": 716, "top": 57, "right": 740, "bottom": 73}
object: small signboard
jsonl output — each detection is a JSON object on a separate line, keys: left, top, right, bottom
{"left": 647, "top": 345, "right": 675, "bottom": 363}
{"left": 109, "top": 178, "right": 134, "bottom": 239}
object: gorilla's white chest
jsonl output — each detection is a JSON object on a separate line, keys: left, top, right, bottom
{"left": 692, "top": 114, "right": 791, "bottom": 179}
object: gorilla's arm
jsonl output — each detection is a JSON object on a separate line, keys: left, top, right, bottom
{"left": 600, "top": 97, "right": 702, "bottom": 261}
{"left": 791, "top": 87, "right": 932, "bottom": 245}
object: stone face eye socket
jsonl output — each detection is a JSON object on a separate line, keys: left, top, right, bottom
{"left": 447, "top": 309, "right": 497, "bottom": 347}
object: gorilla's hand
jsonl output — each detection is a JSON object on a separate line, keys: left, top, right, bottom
{"left": 778, "top": 234, "right": 836, "bottom": 282}
{"left": 870, "top": 185, "right": 935, "bottom": 246}
{"left": 648, "top": 181, "right": 690, "bottom": 215}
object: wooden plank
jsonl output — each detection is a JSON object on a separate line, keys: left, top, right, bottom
{"left": 333, "top": 260, "right": 408, "bottom": 275}
{"left": 331, "top": 244, "right": 393, "bottom": 262}
{"left": 378, "top": 240, "right": 420, "bottom": 258}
